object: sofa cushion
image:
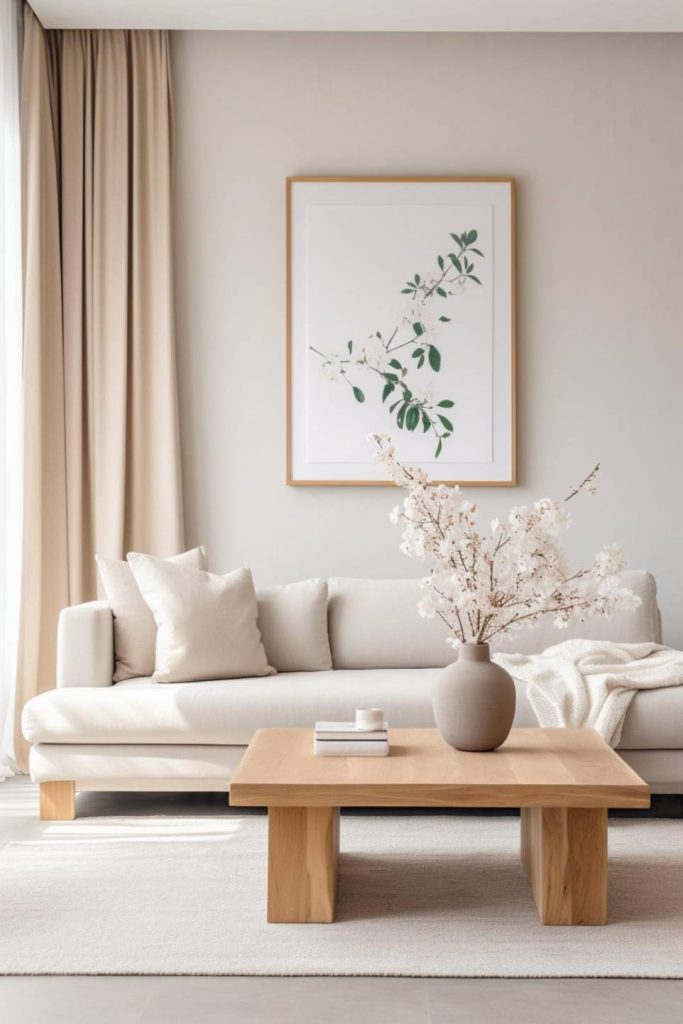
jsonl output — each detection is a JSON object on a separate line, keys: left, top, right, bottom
{"left": 22, "top": 670, "right": 436, "bottom": 746}
{"left": 328, "top": 572, "right": 661, "bottom": 669}
{"left": 256, "top": 579, "right": 331, "bottom": 672}
{"left": 21, "top": 667, "right": 679, "bottom": 750}
{"left": 492, "top": 571, "right": 662, "bottom": 655}
{"left": 328, "top": 578, "right": 455, "bottom": 670}
{"left": 97, "top": 547, "right": 207, "bottom": 681}
{"left": 128, "top": 558, "right": 275, "bottom": 683}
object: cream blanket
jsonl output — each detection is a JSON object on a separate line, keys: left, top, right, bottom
{"left": 494, "top": 639, "right": 683, "bottom": 747}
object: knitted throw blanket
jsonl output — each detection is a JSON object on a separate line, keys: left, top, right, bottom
{"left": 494, "top": 639, "right": 683, "bottom": 747}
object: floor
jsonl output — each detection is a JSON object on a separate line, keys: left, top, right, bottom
{"left": 2, "top": 777, "right": 682, "bottom": 1023}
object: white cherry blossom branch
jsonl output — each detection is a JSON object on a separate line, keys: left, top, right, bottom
{"left": 371, "top": 434, "right": 640, "bottom": 647}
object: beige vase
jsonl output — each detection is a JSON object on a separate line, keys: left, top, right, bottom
{"left": 433, "top": 642, "right": 516, "bottom": 752}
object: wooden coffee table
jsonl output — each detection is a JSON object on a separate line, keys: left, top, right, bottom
{"left": 229, "top": 727, "right": 649, "bottom": 926}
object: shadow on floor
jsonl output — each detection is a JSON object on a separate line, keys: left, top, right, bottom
{"left": 72, "top": 790, "right": 683, "bottom": 819}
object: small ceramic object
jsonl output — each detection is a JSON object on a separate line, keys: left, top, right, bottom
{"left": 356, "top": 707, "right": 384, "bottom": 731}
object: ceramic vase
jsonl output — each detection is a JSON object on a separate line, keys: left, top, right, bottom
{"left": 433, "top": 642, "right": 516, "bottom": 752}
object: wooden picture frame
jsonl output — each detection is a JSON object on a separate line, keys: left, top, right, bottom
{"left": 287, "top": 176, "right": 516, "bottom": 486}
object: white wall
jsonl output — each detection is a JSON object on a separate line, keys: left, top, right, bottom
{"left": 172, "top": 32, "right": 683, "bottom": 645}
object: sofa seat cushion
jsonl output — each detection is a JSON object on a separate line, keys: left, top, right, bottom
{"left": 23, "top": 670, "right": 440, "bottom": 746}
{"left": 22, "top": 669, "right": 682, "bottom": 750}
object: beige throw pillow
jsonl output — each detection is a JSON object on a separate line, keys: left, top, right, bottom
{"left": 256, "top": 579, "right": 331, "bottom": 672}
{"left": 127, "top": 556, "right": 275, "bottom": 683}
{"left": 96, "top": 547, "right": 207, "bottom": 681}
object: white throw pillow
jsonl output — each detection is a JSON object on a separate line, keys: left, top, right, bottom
{"left": 127, "top": 555, "right": 275, "bottom": 683}
{"left": 256, "top": 579, "right": 331, "bottom": 672}
{"left": 96, "top": 547, "right": 207, "bottom": 681}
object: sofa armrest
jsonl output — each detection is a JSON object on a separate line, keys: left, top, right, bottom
{"left": 57, "top": 601, "right": 114, "bottom": 688}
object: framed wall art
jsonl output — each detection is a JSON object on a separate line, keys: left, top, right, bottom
{"left": 287, "top": 176, "right": 516, "bottom": 486}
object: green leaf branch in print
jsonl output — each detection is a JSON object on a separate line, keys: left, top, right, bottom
{"left": 310, "top": 229, "right": 484, "bottom": 458}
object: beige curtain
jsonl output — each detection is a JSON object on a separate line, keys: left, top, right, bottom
{"left": 16, "top": 7, "right": 184, "bottom": 767}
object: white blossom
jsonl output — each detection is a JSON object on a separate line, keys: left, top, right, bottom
{"left": 417, "top": 591, "right": 439, "bottom": 618}
{"left": 402, "top": 301, "right": 440, "bottom": 338}
{"left": 372, "top": 436, "right": 640, "bottom": 646}
{"left": 321, "top": 354, "right": 344, "bottom": 382}
{"left": 412, "top": 384, "right": 439, "bottom": 408}
{"left": 360, "top": 334, "right": 389, "bottom": 372}
{"left": 594, "top": 544, "right": 625, "bottom": 578}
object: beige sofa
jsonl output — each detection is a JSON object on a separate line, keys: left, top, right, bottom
{"left": 22, "top": 572, "right": 683, "bottom": 813}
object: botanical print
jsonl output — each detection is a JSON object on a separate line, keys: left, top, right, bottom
{"left": 288, "top": 178, "right": 513, "bottom": 485}
{"left": 310, "top": 229, "right": 483, "bottom": 459}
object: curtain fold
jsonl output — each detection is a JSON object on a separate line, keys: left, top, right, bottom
{"left": 15, "top": 7, "right": 184, "bottom": 768}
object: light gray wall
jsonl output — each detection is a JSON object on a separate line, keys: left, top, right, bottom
{"left": 172, "top": 32, "right": 683, "bottom": 646}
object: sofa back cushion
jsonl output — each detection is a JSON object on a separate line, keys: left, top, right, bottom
{"left": 491, "top": 570, "right": 661, "bottom": 654}
{"left": 256, "top": 579, "right": 332, "bottom": 673}
{"left": 328, "top": 578, "right": 454, "bottom": 670}
{"left": 327, "top": 571, "right": 661, "bottom": 669}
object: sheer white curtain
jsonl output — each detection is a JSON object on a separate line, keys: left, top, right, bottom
{"left": 0, "top": 0, "right": 23, "bottom": 778}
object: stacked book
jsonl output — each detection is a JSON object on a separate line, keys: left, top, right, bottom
{"left": 314, "top": 721, "right": 389, "bottom": 757}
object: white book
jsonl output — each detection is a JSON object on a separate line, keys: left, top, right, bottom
{"left": 315, "top": 730, "right": 389, "bottom": 741}
{"left": 314, "top": 739, "right": 389, "bottom": 757}
{"left": 314, "top": 721, "right": 388, "bottom": 741}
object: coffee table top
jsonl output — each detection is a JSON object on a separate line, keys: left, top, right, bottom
{"left": 229, "top": 728, "right": 650, "bottom": 809}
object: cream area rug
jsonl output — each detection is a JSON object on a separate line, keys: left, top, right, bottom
{"left": 1, "top": 813, "right": 682, "bottom": 977}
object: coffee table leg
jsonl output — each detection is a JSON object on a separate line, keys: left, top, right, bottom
{"left": 267, "top": 806, "right": 339, "bottom": 923}
{"left": 521, "top": 806, "right": 608, "bottom": 925}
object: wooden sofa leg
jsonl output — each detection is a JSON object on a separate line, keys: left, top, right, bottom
{"left": 40, "top": 781, "right": 76, "bottom": 821}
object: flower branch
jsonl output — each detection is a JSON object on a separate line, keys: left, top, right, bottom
{"left": 310, "top": 229, "right": 484, "bottom": 458}
{"left": 372, "top": 434, "right": 640, "bottom": 647}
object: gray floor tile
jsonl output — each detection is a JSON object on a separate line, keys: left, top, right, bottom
{"left": 0, "top": 977, "right": 153, "bottom": 1024}
{"left": 139, "top": 976, "right": 430, "bottom": 1024}
{"left": 2, "top": 976, "right": 683, "bottom": 1024}
{"left": 426, "top": 978, "right": 683, "bottom": 1024}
